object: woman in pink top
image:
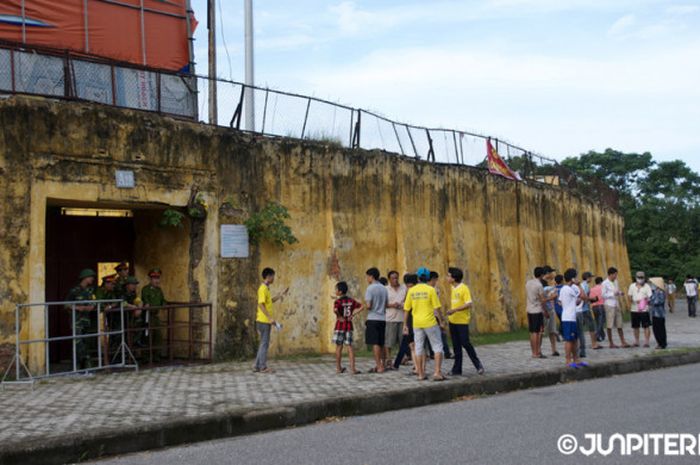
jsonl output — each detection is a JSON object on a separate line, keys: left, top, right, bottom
{"left": 589, "top": 277, "right": 606, "bottom": 343}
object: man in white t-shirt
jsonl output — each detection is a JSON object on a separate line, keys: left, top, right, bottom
{"left": 628, "top": 271, "right": 652, "bottom": 347}
{"left": 601, "top": 267, "right": 630, "bottom": 348}
{"left": 559, "top": 268, "right": 587, "bottom": 369}
{"left": 685, "top": 275, "right": 698, "bottom": 318}
{"left": 384, "top": 270, "right": 407, "bottom": 368}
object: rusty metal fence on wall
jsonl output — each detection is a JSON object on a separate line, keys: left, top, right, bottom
{"left": 0, "top": 40, "right": 618, "bottom": 209}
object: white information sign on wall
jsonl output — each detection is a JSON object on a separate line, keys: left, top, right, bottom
{"left": 220, "top": 224, "right": 249, "bottom": 258}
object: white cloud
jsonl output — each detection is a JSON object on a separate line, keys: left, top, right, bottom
{"left": 608, "top": 14, "right": 636, "bottom": 37}
{"left": 666, "top": 4, "right": 700, "bottom": 15}
{"left": 289, "top": 41, "right": 700, "bottom": 163}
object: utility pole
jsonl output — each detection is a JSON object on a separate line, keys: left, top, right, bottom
{"left": 244, "top": 0, "right": 255, "bottom": 131}
{"left": 185, "top": 0, "right": 197, "bottom": 120}
{"left": 208, "top": 0, "right": 218, "bottom": 124}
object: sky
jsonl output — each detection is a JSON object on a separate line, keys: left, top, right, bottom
{"left": 190, "top": 0, "right": 700, "bottom": 170}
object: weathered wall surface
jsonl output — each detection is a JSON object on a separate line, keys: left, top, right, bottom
{"left": 0, "top": 97, "right": 632, "bottom": 362}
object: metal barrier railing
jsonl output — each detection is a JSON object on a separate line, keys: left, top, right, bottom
{"left": 1, "top": 299, "right": 136, "bottom": 386}
{"left": 116, "top": 302, "right": 213, "bottom": 366}
{"left": 1, "top": 299, "right": 212, "bottom": 386}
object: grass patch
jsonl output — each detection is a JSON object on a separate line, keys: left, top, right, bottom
{"left": 471, "top": 328, "right": 530, "bottom": 345}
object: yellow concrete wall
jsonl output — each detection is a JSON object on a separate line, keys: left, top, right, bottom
{"left": 0, "top": 97, "right": 632, "bottom": 362}
{"left": 252, "top": 144, "right": 632, "bottom": 355}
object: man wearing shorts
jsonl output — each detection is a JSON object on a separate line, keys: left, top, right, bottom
{"left": 602, "top": 267, "right": 630, "bottom": 348}
{"left": 526, "top": 267, "right": 550, "bottom": 358}
{"left": 403, "top": 267, "right": 446, "bottom": 381}
{"left": 628, "top": 271, "right": 652, "bottom": 347}
{"left": 364, "top": 267, "right": 389, "bottom": 373}
{"left": 559, "top": 268, "right": 587, "bottom": 368}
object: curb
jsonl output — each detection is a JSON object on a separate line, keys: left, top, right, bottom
{"left": 2, "top": 350, "right": 700, "bottom": 465}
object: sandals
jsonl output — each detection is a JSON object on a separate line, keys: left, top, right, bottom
{"left": 433, "top": 375, "right": 447, "bottom": 382}
{"left": 368, "top": 367, "right": 385, "bottom": 374}
{"left": 336, "top": 367, "right": 347, "bottom": 374}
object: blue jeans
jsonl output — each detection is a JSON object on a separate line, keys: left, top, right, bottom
{"left": 255, "top": 322, "right": 271, "bottom": 370}
{"left": 449, "top": 323, "right": 482, "bottom": 374}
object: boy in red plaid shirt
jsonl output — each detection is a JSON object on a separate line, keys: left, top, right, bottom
{"left": 333, "top": 281, "right": 363, "bottom": 374}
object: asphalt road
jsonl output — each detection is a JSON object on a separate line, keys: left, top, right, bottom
{"left": 88, "top": 364, "right": 700, "bottom": 465}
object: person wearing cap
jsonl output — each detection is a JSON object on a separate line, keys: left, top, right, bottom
{"left": 95, "top": 274, "right": 119, "bottom": 361}
{"left": 602, "top": 267, "right": 631, "bottom": 348}
{"left": 121, "top": 276, "right": 144, "bottom": 350}
{"left": 648, "top": 277, "right": 667, "bottom": 349}
{"left": 403, "top": 267, "right": 446, "bottom": 381}
{"left": 628, "top": 271, "right": 652, "bottom": 347}
{"left": 114, "top": 262, "right": 130, "bottom": 296}
{"left": 65, "top": 269, "right": 97, "bottom": 369}
{"left": 142, "top": 268, "right": 167, "bottom": 362}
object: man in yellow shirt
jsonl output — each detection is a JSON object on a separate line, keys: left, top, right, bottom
{"left": 403, "top": 267, "right": 446, "bottom": 381}
{"left": 254, "top": 267, "right": 289, "bottom": 373}
{"left": 447, "top": 267, "right": 484, "bottom": 376}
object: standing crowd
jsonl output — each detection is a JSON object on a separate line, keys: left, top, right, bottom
{"left": 526, "top": 265, "right": 689, "bottom": 369}
{"left": 254, "top": 265, "right": 698, "bottom": 376}
{"left": 253, "top": 266, "right": 483, "bottom": 381}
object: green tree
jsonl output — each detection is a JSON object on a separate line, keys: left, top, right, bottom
{"left": 565, "top": 149, "right": 700, "bottom": 282}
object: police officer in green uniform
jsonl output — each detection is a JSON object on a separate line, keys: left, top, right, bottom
{"left": 142, "top": 268, "right": 167, "bottom": 362}
{"left": 114, "top": 262, "right": 130, "bottom": 296}
{"left": 65, "top": 269, "right": 97, "bottom": 370}
{"left": 95, "top": 274, "right": 120, "bottom": 359}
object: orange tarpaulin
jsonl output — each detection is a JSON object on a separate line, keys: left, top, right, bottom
{"left": 0, "top": 0, "right": 195, "bottom": 71}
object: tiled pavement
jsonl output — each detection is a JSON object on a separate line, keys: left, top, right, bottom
{"left": 1, "top": 306, "right": 698, "bottom": 448}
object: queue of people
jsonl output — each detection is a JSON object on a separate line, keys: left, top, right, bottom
{"left": 527, "top": 265, "right": 676, "bottom": 369}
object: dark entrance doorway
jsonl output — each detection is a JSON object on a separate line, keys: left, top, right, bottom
{"left": 45, "top": 205, "right": 135, "bottom": 364}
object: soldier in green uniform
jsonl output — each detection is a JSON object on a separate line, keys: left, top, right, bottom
{"left": 121, "top": 276, "right": 144, "bottom": 353}
{"left": 65, "top": 269, "right": 97, "bottom": 370}
{"left": 114, "top": 262, "right": 130, "bottom": 296}
{"left": 95, "top": 274, "right": 120, "bottom": 360}
{"left": 142, "top": 268, "right": 167, "bottom": 362}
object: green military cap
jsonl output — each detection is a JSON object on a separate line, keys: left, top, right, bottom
{"left": 148, "top": 268, "right": 162, "bottom": 278}
{"left": 115, "top": 262, "right": 129, "bottom": 272}
{"left": 125, "top": 276, "right": 140, "bottom": 285}
{"left": 78, "top": 268, "right": 97, "bottom": 280}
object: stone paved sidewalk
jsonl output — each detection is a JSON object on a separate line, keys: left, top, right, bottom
{"left": 1, "top": 307, "right": 698, "bottom": 449}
